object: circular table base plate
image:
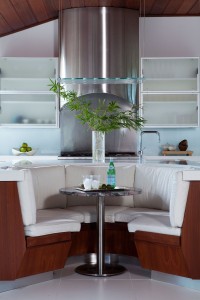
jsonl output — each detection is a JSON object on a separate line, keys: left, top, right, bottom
{"left": 75, "top": 263, "right": 126, "bottom": 277}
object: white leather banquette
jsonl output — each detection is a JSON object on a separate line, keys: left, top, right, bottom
{"left": 16, "top": 163, "right": 190, "bottom": 239}
{"left": 17, "top": 165, "right": 82, "bottom": 236}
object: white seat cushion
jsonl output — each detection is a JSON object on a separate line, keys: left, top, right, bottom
{"left": 70, "top": 205, "right": 128, "bottom": 223}
{"left": 24, "top": 209, "right": 81, "bottom": 237}
{"left": 115, "top": 207, "right": 169, "bottom": 223}
{"left": 128, "top": 215, "right": 181, "bottom": 236}
{"left": 36, "top": 208, "right": 84, "bottom": 223}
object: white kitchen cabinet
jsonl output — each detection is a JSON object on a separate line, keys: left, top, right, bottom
{"left": 140, "top": 57, "right": 199, "bottom": 128}
{"left": 0, "top": 57, "right": 59, "bottom": 128}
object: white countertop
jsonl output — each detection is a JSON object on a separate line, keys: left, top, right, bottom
{"left": 0, "top": 155, "right": 200, "bottom": 181}
{"left": 1, "top": 154, "right": 200, "bottom": 162}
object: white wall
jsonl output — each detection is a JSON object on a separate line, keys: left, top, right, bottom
{"left": 0, "top": 20, "right": 58, "bottom": 57}
{"left": 140, "top": 17, "right": 200, "bottom": 57}
{"left": 139, "top": 17, "right": 200, "bottom": 156}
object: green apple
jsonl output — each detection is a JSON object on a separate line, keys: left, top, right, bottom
{"left": 20, "top": 147, "right": 27, "bottom": 152}
{"left": 27, "top": 147, "right": 32, "bottom": 152}
{"left": 22, "top": 142, "right": 28, "bottom": 148}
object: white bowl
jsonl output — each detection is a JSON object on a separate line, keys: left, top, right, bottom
{"left": 168, "top": 145, "right": 176, "bottom": 151}
{"left": 161, "top": 144, "right": 169, "bottom": 150}
{"left": 12, "top": 148, "right": 37, "bottom": 156}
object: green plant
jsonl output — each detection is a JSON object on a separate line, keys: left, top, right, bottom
{"left": 49, "top": 79, "right": 145, "bottom": 132}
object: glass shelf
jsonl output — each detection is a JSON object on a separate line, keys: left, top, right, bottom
{"left": 59, "top": 77, "right": 142, "bottom": 84}
{"left": 0, "top": 91, "right": 54, "bottom": 95}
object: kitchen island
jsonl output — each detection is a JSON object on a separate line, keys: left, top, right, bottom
{"left": 0, "top": 158, "right": 200, "bottom": 181}
{"left": 1, "top": 155, "right": 200, "bottom": 169}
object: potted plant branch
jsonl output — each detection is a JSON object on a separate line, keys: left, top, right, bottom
{"left": 50, "top": 79, "right": 145, "bottom": 162}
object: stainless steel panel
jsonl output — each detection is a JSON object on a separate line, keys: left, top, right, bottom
{"left": 60, "top": 93, "right": 137, "bottom": 154}
{"left": 60, "top": 7, "right": 139, "bottom": 101}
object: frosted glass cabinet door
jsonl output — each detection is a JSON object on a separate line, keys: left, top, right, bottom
{"left": 140, "top": 57, "right": 199, "bottom": 128}
{"left": 141, "top": 58, "right": 199, "bottom": 92}
{"left": 0, "top": 94, "right": 56, "bottom": 126}
{"left": 142, "top": 94, "right": 198, "bottom": 127}
{"left": 0, "top": 57, "right": 58, "bottom": 128}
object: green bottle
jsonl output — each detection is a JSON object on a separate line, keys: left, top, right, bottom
{"left": 106, "top": 158, "right": 116, "bottom": 188}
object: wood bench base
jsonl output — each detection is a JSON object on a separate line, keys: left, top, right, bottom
{"left": 0, "top": 182, "right": 72, "bottom": 280}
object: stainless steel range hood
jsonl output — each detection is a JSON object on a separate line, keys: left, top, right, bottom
{"left": 60, "top": 7, "right": 139, "bottom": 100}
{"left": 59, "top": 7, "right": 139, "bottom": 156}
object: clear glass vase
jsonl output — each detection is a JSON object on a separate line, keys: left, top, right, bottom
{"left": 92, "top": 131, "right": 105, "bottom": 163}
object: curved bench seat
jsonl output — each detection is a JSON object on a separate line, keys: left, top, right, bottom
{"left": 24, "top": 209, "right": 83, "bottom": 237}
{"left": 70, "top": 205, "right": 129, "bottom": 223}
{"left": 128, "top": 214, "right": 181, "bottom": 236}
{"left": 115, "top": 207, "right": 169, "bottom": 223}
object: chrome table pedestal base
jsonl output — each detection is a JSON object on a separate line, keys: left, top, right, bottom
{"left": 59, "top": 187, "right": 141, "bottom": 277}
{"left": 75, "top": 195, "right": 126, "bottom": 277}
{"left": 75, "top": 263, "right": 126, "bottom": 277}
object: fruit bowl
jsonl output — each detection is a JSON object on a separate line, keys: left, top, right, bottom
{"left": 12, "top": 148, "right": 37, "bottom": 156}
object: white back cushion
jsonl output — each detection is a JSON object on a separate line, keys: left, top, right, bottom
{"left": 65, "top": 164, "right": 136, "bottom": 206}
{"left": 134, "top": 165, "right": 180, "bottom": 211}
{"left": 170, "top": 171, "right": 189, "bottom": 227}
{"left": 17, "top": 166, "right": 67, "bottom": 226}
{"left": 30, "top": 166, "right": 66, "bottom": 209}
{"left": 17, "top": 169, "right": 36, "bottom": 226}
{"left": 133, "top": 165, "right": 190, "bottom": 227}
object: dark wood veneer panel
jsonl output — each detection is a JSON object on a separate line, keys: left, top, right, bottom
{"left": 17, "top": 242, "right": 71, "bottom": 278}
{"left": 135, "top": 231, "right": 180, "bottom": 246}
{"left": 134, "top": 231, "right": 189, "bottom": 277}
{"left": 26, "top": 232, "right": 71, "bottom": 247}
{"left": 69, "top": 222, "right": 138, "bottom": 257}
{"left": 181, "top": 181, "right": 200, "bottom": 278}
{"left": 105, "top": 223, "right": 138, "bottom": 256}
{"left": 0, "top": 181, "right": 26, "bottom": 280}
{"left": 69, "top": 223, "right": 97, "bottom": 256}
{"left": 1, "top": 0, "right": 199, "bottom": 38}
{"left": 135, "top": 240, "right": 189, "bottom": 277}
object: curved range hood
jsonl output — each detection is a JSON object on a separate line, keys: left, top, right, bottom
{"left": 59, "top": 7, "right": 139, "bottom": 102}
{"left": 59, "top": 7, "right": 139, "bottom": 157}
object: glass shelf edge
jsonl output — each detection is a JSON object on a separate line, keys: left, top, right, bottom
{"left": 145, "top": 125, "right": 198, "bottom": 127}
{"left": 58, "top": 77, "right": 142, "bottom": 84}
{"left": 141, "top": 91, "right": 198, "bottom": 93}
{"left": 142, "top": 78, "right": 197, "bottom": 80}
{"left": 0, "top": 91, "right": 55, "bottom": 95}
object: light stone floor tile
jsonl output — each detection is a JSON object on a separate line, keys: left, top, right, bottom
{"left": 131, "top": 279, "right": 200, "bottom": 300}
{"left": 0, "top": 280, "right": 60, "bottom": 300}
{"left": 0, "top": 257, "right": 200, "bottom": 300}
{"left": 56, "top": 278, "right": 135, "bottom": 300}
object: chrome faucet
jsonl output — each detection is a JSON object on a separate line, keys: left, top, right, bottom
{"left": 138, "top": 130, "right": 160, "bottom": 160}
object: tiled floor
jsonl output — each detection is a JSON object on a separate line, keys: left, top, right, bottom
{"left": 0, "top": 257, "right": 200, "bottom": 300}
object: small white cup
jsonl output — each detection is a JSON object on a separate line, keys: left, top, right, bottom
{"left": 91, "top": 175, "right": 101, "bottom": 189}
{"left": 83, "top": 175, "right": 93, "bottom": 190}
{"left": 83, "top": 175, "right": 101, "bottom": 190}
